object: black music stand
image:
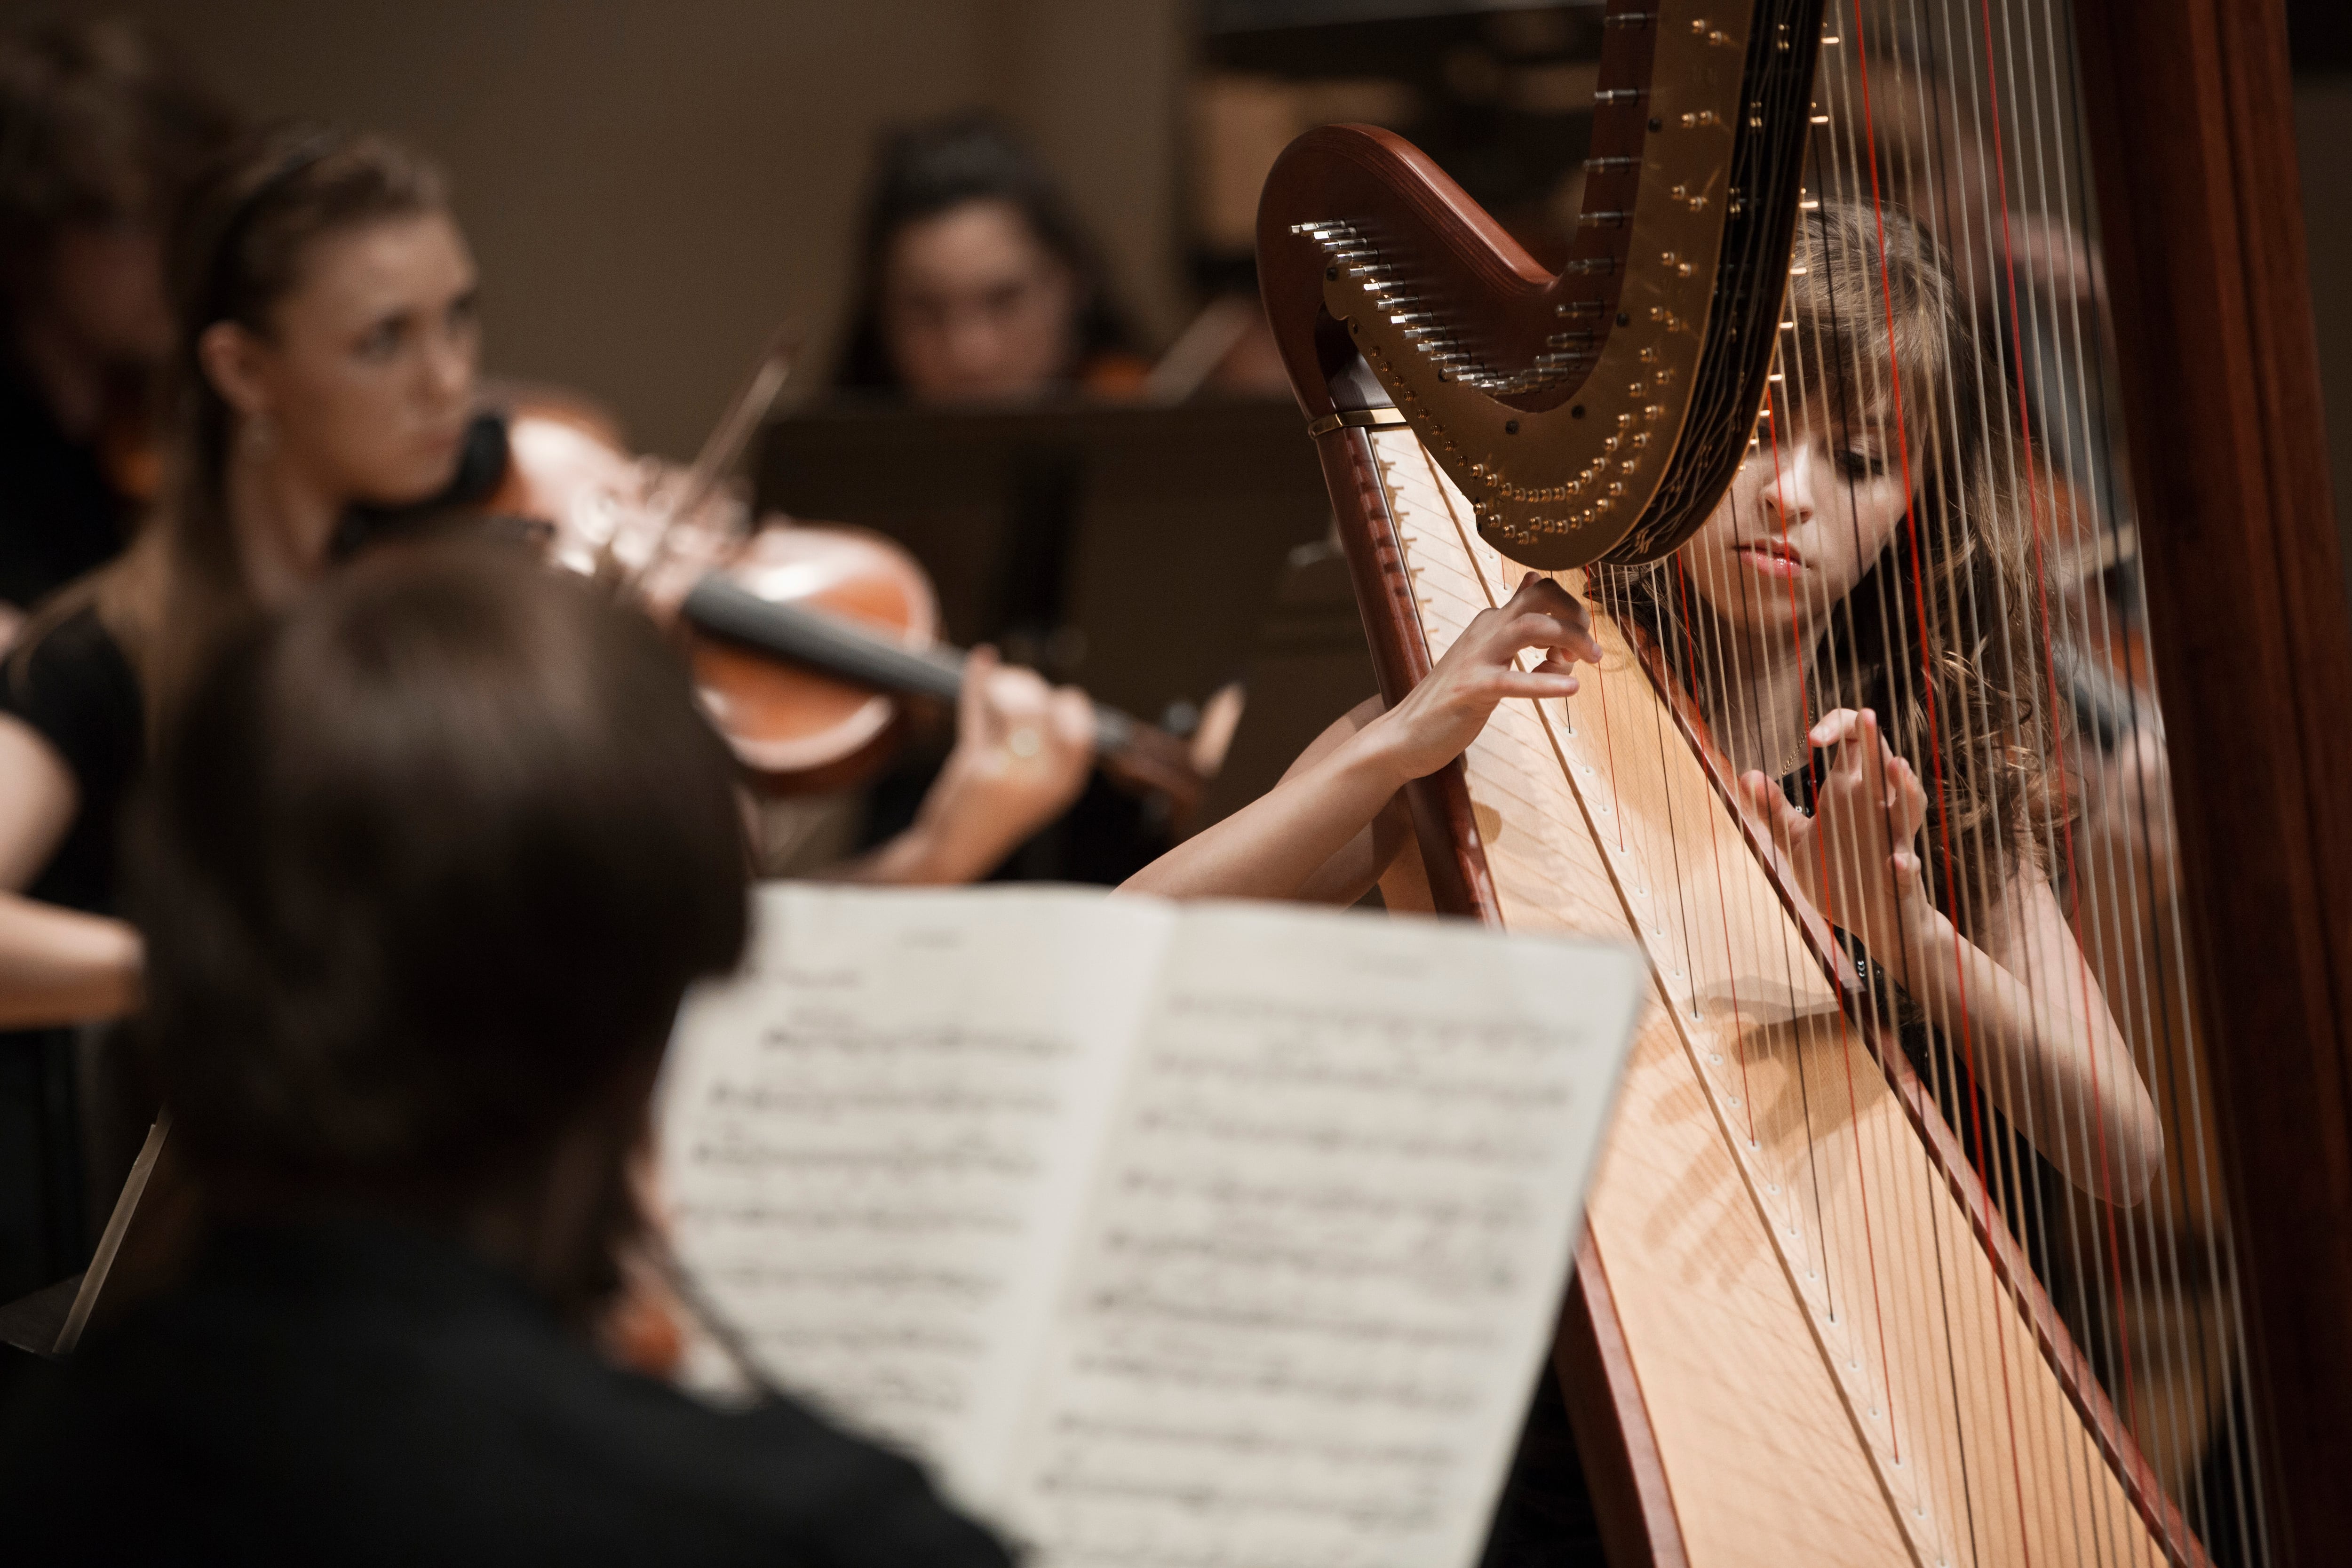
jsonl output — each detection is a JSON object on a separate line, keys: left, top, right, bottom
{"left": 755, "top": 397, "right": 1333, "bottom": 728}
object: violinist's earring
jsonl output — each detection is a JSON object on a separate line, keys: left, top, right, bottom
{"left": 243, "top": 413, "right": 276, "bottom": 455}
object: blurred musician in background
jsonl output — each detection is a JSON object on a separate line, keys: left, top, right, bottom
{"left": 0, "top": 125, "right": 1090, "bottom": 1315}
{"left": 831, "top": 112, "right": 1147, "bottom": 404}
{"left": 0, "top": 19, "right": 235, "bottom": 646}
{"left": 0, "top": 548, "right": 1012, "bottom": 1567}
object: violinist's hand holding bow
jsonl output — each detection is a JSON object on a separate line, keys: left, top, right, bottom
{"left": 842, "top": 646, "right": 1094, "bottom": 886}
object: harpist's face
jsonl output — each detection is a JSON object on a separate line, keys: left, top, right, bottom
{"left": 1678, "top": 402, "right": 1911, "bottom": 637}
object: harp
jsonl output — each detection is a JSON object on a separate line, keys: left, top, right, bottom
{"left": 1257, "top": 1, "right": 2348, "bottom": 1564}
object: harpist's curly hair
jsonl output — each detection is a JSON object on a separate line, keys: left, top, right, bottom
{"left": 1606, "top": 201, "right": 2060, "bottom": 933}
{"left": 133, "top": 548, "right": 749, "bottom": 1315}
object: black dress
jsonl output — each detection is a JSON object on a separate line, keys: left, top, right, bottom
{"left": 0, "top": 1219, "right": 1014, "bottom": 1567}
{"left": 0, "top": 411, "right": 515, "bottom": 1317}
{"left": 0, "top": 606, "right": 143, "bottom": 1316}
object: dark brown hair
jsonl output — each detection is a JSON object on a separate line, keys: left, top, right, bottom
{"left": 133, "top": 546, "right": 748, "bottom": 1213}
{"left": 832, "top": 111, "right": 1137, "bottom": 394}
{"left": 1615, "top": 200, "right": 2054, "bottom": 932}
{"left": 95, "top": 125, "right": 452, "bottom": 707}
{"left": 0, "top": 18, "right": 234, "bottom": 311}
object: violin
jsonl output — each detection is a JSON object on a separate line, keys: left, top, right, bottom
{"left": 486, "top": 353, "right": 1206, "bottom": 813}
{"left": 681, "top": 541, "right": 1203, "bottom": 806}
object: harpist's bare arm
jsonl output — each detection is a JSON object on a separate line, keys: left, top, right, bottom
{"left": 1122, "top": 575, "right": 1598, "bottom": 903}
{"left": 0, "top": 714, "right": 140, "bottom": 1027}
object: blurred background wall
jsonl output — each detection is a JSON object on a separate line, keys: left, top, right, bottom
{"left": 0, "top": 0, "right": 1189, "bottom": 458}
{"left": 5, "top": 0, "right": 2352, "bottom": 579}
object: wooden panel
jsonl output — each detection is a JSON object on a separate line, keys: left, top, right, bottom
{"left": 2073, "top": 2, "right": 2352, "bottom": 1557}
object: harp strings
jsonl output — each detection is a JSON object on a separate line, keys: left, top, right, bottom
{"left": 1760, "top": 0, "right": 2267, "bottom": 1557}
{"left": 2024, "top": 0, "right": 2268, "bottom": 1553}
{"left": 1638, "top": 0, "right": 2175, "bottom": 1553}
{"left": 1991, "top": 0, "right": 2193, "bottom": 1545}
{"left": 1952, "top": 0, "right": 2257, "bottom": 1554}
{"left": 1844, "top": 0, "right": 2115, "bottom": 1550}
{"left": 1851, "top": 3, "right": 2060, "bottom": 1551}
{"left": 2058, "top": 0, "right": 2265, "bottom": 1539}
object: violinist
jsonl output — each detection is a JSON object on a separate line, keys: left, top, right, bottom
{"left": 0, "top": 19, "right": 235, "bottom": 643}
{"left": 0, "top": 546, "right": 1013, "bottom": 1567}
{"left": 0, "top": 126, "right": 1090, "bottom": 1300}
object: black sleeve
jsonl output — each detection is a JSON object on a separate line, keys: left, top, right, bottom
{"left": 0, "top": 605, "right": 144, "bottom": 912}
{"left": 675, "top": 1392, "right": 1018, "bottom": 1568}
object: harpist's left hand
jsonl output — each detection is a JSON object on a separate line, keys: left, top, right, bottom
{"left": 1738, "top": 707, "right": 1931, "bottom": 963}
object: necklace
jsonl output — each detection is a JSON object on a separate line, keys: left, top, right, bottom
{"left": 1697, "top": 669, "right": 1812, "bottom": 780}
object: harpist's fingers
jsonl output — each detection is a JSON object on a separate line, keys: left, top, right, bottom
{"left": 1889, "top": 755, "right": 1927, "bottom": 836}
{"left": 1503, "top": 612, "right": 1594, "bottom": 664}
{"left": 1496, "top": 669, "right": 1580, "bottom": 697}
{"left": 1808, "top": 707, "right": 1863, "bottom": 749}
{"left": 1739, "top": 770, "right": 1798, "bottom": 845}
{"left": 1507, "top": 574, "right": 1603, "bottom": 662}
{"left": 1494, "top": 667, "right": 1581, "bottom": 699}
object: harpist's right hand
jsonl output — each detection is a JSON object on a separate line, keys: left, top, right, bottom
{"left": 1361, "top": 573, "right": 1599, "bottom": 782}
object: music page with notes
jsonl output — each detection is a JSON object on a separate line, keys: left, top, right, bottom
{"left": 661, "top": 884, "right": 1643, "bottom": 1568}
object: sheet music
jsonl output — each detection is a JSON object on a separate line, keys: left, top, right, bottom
{"left": 662, "top": 886, "right": 1644, "bottom": 1568}
{"left": 661, "top": 887, "right": 1167, "bottom": 1503}
{"left": 993, "top": 903, "right": 1643, "bottom": 1568}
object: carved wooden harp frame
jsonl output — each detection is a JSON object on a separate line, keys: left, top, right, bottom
{"left": 1258, "top": 0, "right": 2351, "bottom": 1562}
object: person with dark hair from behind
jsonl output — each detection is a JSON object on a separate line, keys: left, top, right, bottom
{"left": 833, "top": 111, "right": 1146, "bottom": 403}
{"left": 0, "top": 19, "right": 235, "bottom": 644}
{"left": 0, "top": 545, "right": 1014, "bottom": 1566}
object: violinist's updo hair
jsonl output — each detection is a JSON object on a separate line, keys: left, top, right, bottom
{"left": 133, "top": 126, "right": 449, "bottom": 699}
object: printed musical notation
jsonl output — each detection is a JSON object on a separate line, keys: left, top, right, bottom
{"left": 661, "top": 886, "right": 1645, "bottom": 1568}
